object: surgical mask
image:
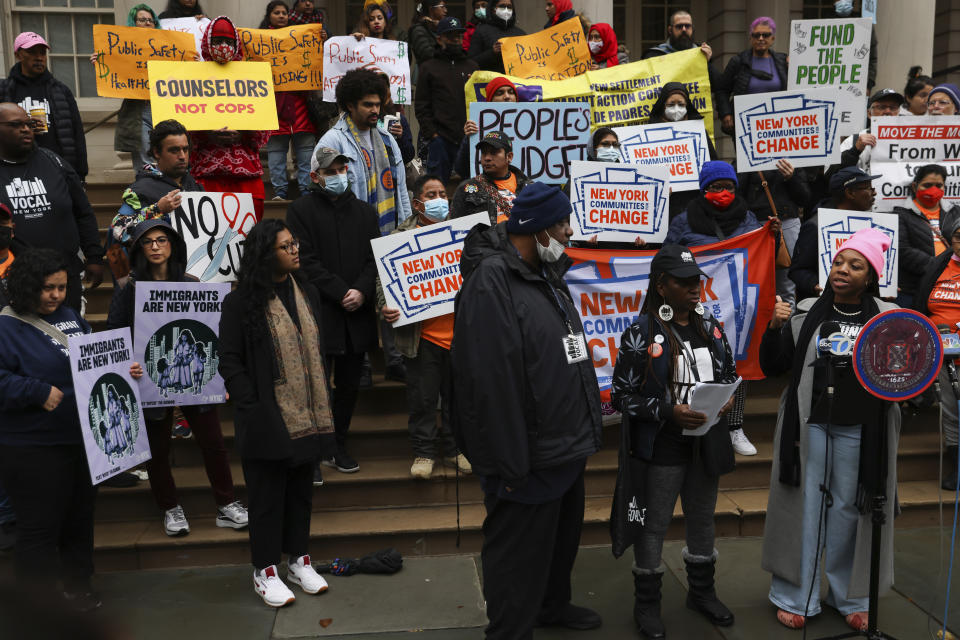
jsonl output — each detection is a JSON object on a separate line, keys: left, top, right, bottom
{"left": 664, "top": 105, "right": 687, "bottom": 122}
{"left": 596, "top": 147, "right": 621, "bottom": 162}
{"left": 495, "top": 7, "right": 513, "bottom": 21}
{"left": 704, "top": 189, "right": 735, "bottom": 210}
{"left": 422, "top": 197, "right": 450, "bottom": 221}
{"left": 535, "top": 231, "right": 566, "bottom": 263}
{"left": 834, "top": 0, "right": 854, "bottom": 16}
{"left": 322, "top": 173, "right": 349, "bottom": 196}
{"left": 0, "top": 226, "right": 11, "bottom": 251}
{"left": 475, "top": 7, "right": 487, "bottom": 19}
{"left": 588, "top": 40, "right": 603, "bottom": 54}
{"left": 917, "top": 186, "right": 945, "bottom": 209}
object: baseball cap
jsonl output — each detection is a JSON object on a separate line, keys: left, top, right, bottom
{"left": 868, "top": 88, "right": 905, "bottom": 107}
{"left": 650, "top": 244, "right": 706, "bottom": 279}
{"left": 828, "top": 166, "right": 882, "bottom": 193}
{"left": 476, "top": 130, "right": 512, "bottom": 152}
{"left": 436, "top": 16, "right": 466, "bottom": 35}
{"left": 14, "top": 32, "right": 48, "bottom": 52}
{"left": 310, "top": 147, "right": 350, "bottom": 173}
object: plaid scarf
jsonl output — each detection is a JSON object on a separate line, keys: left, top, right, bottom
{"left": 344, "top": 114, "right": 397, "bottom": 234}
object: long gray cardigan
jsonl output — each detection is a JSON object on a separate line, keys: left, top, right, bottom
{"left": 761, "top": 297, "right": 900, "bottom": 599}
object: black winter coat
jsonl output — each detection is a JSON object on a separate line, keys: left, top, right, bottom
{"left": 912, "top": 248, "right": 954, "bottom": 316}
{"left": 737, "top": 166, "right": 811, "bottom": 221}
{"left": 468, "top": 18, "right": 526, "bottom": 73}
{"left": 450, "top": 165, "right": 532, "bottom": 225}
{"left": 450, "top": 223, "right": 603, "bottom": 487}
{"left": 414, "top": 49, "right": 478, "bottom": 143}
{"left": 285, "top": 188, "right": 380, "bottom": 355}
{"left": 128, "top": 166, "right": 204, "bottom": 209}
{"left": 716, "top": 50, "right": 788, "bottom": 119}
{"left": 789, "top": 206, "right": 826, "bottom": 301}
{"left": 896, "top": 201, "right": 960, "bottom": 293}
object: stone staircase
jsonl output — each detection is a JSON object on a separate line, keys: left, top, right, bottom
{"left": 82, "top": 183, "right": 952, "bottom": 572}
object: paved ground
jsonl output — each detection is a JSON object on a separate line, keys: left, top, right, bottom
{"left": 9, "top": 528, "right": 960, "bottom": 639}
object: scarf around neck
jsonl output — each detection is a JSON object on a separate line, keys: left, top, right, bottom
{"left": 686, "top": 195, "right": 749, "bottom": 239}
{"left": 344, "top": 114, "right": 397, "bottom": 234}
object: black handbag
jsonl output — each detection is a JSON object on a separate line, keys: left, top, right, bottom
{"left": 610, "top": 413, "right": 649, "bottom": 558}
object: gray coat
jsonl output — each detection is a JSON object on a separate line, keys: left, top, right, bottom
{"left": 761, "top": 297, "right": 900, "bottom": 599}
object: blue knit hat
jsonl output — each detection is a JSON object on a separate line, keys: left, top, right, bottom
{"left": 699, "top": 160, "right": 738, "bottom": 192}
{"left": 930, "top": 83, "right": 960, "bottom": 112}
{"left": 505, "top": 182, "right": 572, "bottom": 233}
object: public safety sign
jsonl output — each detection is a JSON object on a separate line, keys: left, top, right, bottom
{"left": 817, "top": 208, "right": 899, "bottom": 298}
{"left": 169, "top": 191, "right": 258, "bottom": 282}
{"left": 568, "top": 161, "right": 670, "bottom": 242}
{"left": 322, "top": 36, "right": 412, "bottom": 104}
{"left": 612, "top": 119, "right": 710, "bottom": 192}
{"left": 93, "top": 25, "right": 196, "bottom": 100}
{"left": 500, "top": 17, "right": 591, "bottom": 81}
{"left": 238, "top": 24, "right": 325, "bottom": 91}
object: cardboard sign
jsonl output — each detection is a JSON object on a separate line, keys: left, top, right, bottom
{"left": 237, "top": 24, "right": 324, "bottom": 91}
{"left": 93, "top": 25, "right": 196, "bottom": 99}
{"left": 69, "top": 328, "right": 151, "bottom": 485}
{"left": 612, "top": 120, "right": 710, "bottom": 192}
{"left": 568, "top": 161, "right": 670, "bottom": 242}
{"left": 817, "top": 209, "right": 898, "bottom": 297}
{"left": 148, "top": 60, "right": 278, "bottom": 130}
{"left": 735, "top": 89, "right": 841, "bottom": 171}
{"left": 169, "top": 191, "right": 257, "bottom": 282}
{"left": 372, "top": 213, "right": 488, "bottom": 327}
{"left": 133, "top": 282, "right": 229, "bottom": 408}
{"left": 322, "top": 36, "right": 412, "bottom": 104}
{"left": 500, "top": 17, "right": 591, "bottom": 81}
{"left": 468, "top": 101, "right": 591, "bottom": 184}
{"left": 160, "top": 16, "right": 211, "bottom": 52}
{"left": 787, "top": 18, "right": 872, "bottom": 136}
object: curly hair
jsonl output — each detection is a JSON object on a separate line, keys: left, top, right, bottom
{"left": 149, "top": 119, "right": 189, "bottom": 158}
{"left": 6, "top": 248, "right": 69, "bottom": 315}
{"left": 259, "top": 0, "right": 289, "bottom": 28}
{"left": 335, "top": 68, "right": 387, "bottom": 113}
{"left": 236, "top": 219, "right": 306, "bottom": 334}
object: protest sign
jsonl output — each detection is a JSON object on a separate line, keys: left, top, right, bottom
{"left": 93, "top": 25, "right": 196, "bottom": 100}
{"left": 69, "top": 328, "right": 151, "bottom": 485}
{"left": 568, "top": 161, "right": 670, "bottom": 242}
{"left": 564, "top": 223, "right": 777, "bottom": 400}
{"left": 612, "top": 119, "right": 710, "bottom": 192}
{"left": 872, "top": 162, "right": 960, "bottom": 211}
{"left": 322, "top": 36, "right": 412, "bottom": 104}
{"left": 134, "top": 282, "right": 229, "bottom": 408}
{"left": 464, "top": 49, "right": 714, "bottom": 136}
{"left": 372, "top": 213, "right": 487, "bottom": 327}
{"left": 237, "top": 24, "right": 324, "bottom": 91}
{"left": 787, "top": 18, "right": 872, "bottom": 136}
{"left": 148, "top": 60, "right": 278, "bottom": 130}
{"left": 160, "top": 16, "right": 211, "bottom": 52}
{"left": 862, "top": 0, "right": 877, "bottom": 23}
{"left": 500, "top": 17, "right": 590, "bottom": 81}
{"left": 817, "top": 209, "right": 898, "bottom": 297}
{"left": 468, "top": 101, "right": 591, "bottom": 184}
{"left": 735, "top": 89, "right": 841, "bottom": 171}
{"left": 169, "top": 191, "right": 257, "bottom": 282}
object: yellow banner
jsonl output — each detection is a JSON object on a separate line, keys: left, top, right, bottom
{"left": 148, "top": 60, "right": 279, "bottom": 131}
{"left": 93, "top": 25, "right": 196, "bottom": 99}
{"left": 464, "top": 48, "right": 714, "bottom": 138}
{"left": 500, "top": 17, "right": 590, "bottom": 81}
{"left": 237, "top": 24, "right": 324, "bottom": 92}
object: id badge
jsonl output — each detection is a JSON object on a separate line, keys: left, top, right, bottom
{"left": 563, "top": 332, "right": 589, "bottom": 364}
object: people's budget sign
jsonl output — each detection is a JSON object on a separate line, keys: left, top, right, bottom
{"left": 568, "top": 161, "right": 670, "bottom": 242}
{"left": 612, "top": 120, "right": 710, "bottom": 192}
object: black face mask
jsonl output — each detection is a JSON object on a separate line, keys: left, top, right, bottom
{"left": 443, "top": 43, "right": 463, "bottom": 56}
{"left": 0, "top": 226, "right": 11, "bottom": 251}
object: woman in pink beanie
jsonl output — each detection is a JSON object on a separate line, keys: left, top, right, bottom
{"left": 757, "top": 226, "right": 900, "bottom": 632}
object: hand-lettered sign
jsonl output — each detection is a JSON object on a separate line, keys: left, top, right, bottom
{"left": 169, "top": 191, "right": 257, "bottom": 282}
{"left": 322, "top": 36, "right": 412, "bottom": 104}
{"left": 237, "top": 24, "right": 325, "bottom": 91}
{"left": 500, "top": 17, "right": 591, "bottom": 81}
{"left": 93, "top": 25, "right": 196, "bottom": 99}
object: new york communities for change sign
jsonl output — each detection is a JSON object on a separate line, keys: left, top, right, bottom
{"left": 568, "top": 161, "right": 670, "bottom": 242}
{"left": 372, "top": 213, "right": 488, "bottom": 327}
{"left": 612, "top": 119, "right": 710, "bottom": 192}
{"left": 817, "top": 209, "right": 899, "bottom": 297}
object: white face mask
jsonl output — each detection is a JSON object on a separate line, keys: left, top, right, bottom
{"left": 664, "top": 105, "right": 687, "bottom": 122}
{"left": 596, "top": 146, "right": 621, "bottom": 162}
{"left": 495, "top": 6, "right": 513, "bottom": 21}
{"left": 535, "top": 230, "right": 566, "bottom": 263}
{"left": 588, "top": 40, "right": 603, "bottom": 53}
{"left": 834, "top": 0, "right": 854, "bottom": 16}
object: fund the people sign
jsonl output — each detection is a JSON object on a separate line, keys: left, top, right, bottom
{"left": 93, "top": 25, "right": 196, "bottom": 99}
{"left": 612, "top": 120, "right": 710, "bottom": 192}
{"left": 69, "top": 328, "right": 151, "bottom": 485}
{"left": 816, "top": 209, "right": 898, "bottom": 297}
{"left": 169, "top": 191, "right": 257, "bottom": 282}
{"left": 322, "top": 36, "right": 412, "bottom": 104}
{"left": 568, "top": 161, "right": 670, "bottom": 242}
{"left": 134, "top": 282, "right": 229, "bottom": 408}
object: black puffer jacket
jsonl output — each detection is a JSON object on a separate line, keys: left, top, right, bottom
{"left": 450, "top": 222, "right": 603, "bottom": 487}
{"left": 127, "top": 164, "right": 204, "bottom": 209}
{"left": 414, "top": 47, "right": 478, "bottom": 144}
{"left": 716, "top": 49, "right": 788, "bottom": 119}
{"left": 896, "top": 199, "right": 960, "bottom": 293}
{"left": 468, "top": 12, "right": 526, "bottom": 73}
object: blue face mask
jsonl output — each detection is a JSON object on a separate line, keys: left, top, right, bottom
{"left": 422, "top": 197, "right": 449, "bottom": 221}
{"left": 834, "top": 0, "right": 854, "bottom": 16}
{"left": 596, "top": 146, "right": 622, "bottom": 162}
{"left": 323, "top": 173, "right": 349, "bottom": 195}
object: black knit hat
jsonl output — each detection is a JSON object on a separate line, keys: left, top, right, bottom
{"left": 505, "top": 182, "right": 572, "bottom": 233}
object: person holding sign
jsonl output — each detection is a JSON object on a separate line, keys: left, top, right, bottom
{"left": 760, "top": 227, "right": 898, "bottom": 632}
{"left": 158, "top": 0, "right": 204, "bottom": 19}
{"left": 288, "top": 0, "right": 324, "bottom": 27}
{"left": 586, "top": 23, "right": 623, "bottom": 70}
{"left": 610, "top": 244, "right": 739, "bottom": 639}
{"left": 353, "top": 2, "right": 397, "bottom": 40}
{"left": 456, "top": 76, "right": 518, "bottom": 181}
{"left": 451, "top": 130, "right": 531, "bottom": 225}
{"left": 219, "top": 219, "right": 335, "bottom": 608}
{"left": 468, "top": 0, "right": 525, "bottom": 74}
{"left": 927, "top": 84, "right": 960, "bottom": 116}
{"left": 543, "top": 0, "right": 575, "bottom": 29}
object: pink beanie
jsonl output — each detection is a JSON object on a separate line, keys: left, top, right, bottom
{"left": 836, "top": 227, "right": 891, "bottom": 277}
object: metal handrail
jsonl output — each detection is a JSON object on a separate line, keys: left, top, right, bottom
{"left": 83, "top": 109, "right": 120, "bottom": 135}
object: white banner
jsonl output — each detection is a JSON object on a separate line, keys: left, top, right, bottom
{"left": 159, "top": 17, "right": 211, "bottom": 54}
{"left": 873, "top": 162, "right": 960, "bottom": 212}
{"left": 872, "top": 115, "right": 960, "bottom": 164}
{"left": 817, "top": 209, "right": 899, "bottom": 297}
{"left": 169, "top": 191, "right": 257, "bottom": 282}
{"left": 322, "top": 36, "right": 412, "bottom": 104}
{"left": 568, "top": 161, "right": 670, "bottom": 242}
{"left": 611, "top": 120, "right": 710, "bottom": 192}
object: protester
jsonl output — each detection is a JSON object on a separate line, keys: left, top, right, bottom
{"left": 452, "top": 182, "right": 603, "bottom": 637}
{"left": 157, "top": 0, "right": 204, "bottom": 19}
{"left": 463, "top": 0, "right": 488, "bottom": 52}
{"left": 611, "top": 244, "right": 738, "bottom": 638}
{"left": 415, "top": 17, "right": 478, "bottom": 182}
{"left": 836, "top": 88, "right": 904, "bottom": 174}
{"left": 928, "top": 83, "right": 960, "bottom": 116}
{"left": 106, "top": 219, "right": 247, "bottom": 536}
{"left": 903, "top": 67, "right": 935, "bottom": 116}
{"left": 376, "top": 73, "right": 414, "bottom": 164}
{"left": 408, "top": 1, "right": 447, "bottom": 75}
{"left": 219, "top": 218, "right": 334, "bottom": 608}
{"left": 717, "top": 17, "right": 787, "bottom": 137}
{"left": 456, "top": 76, "right": 518, "bottom": 179}
{"left": 467, "top": 0, "right": 524, "bottom": 73}
{"left": 288, "top": 0, "right": 324, "bottom": 26}
{"left": 0, "top": 33, "right": 87, "bottom": 180}
{"left": 110, "top": 5, "right": 161, "bottom": 169}
{"left": 760, "top": 227, "right": 898, "bottom": 632}
{"left": 642, "top": 10, "right": 713, "bottom": 63}
{"left": 286, "top": 147, "right": 381, "bottom": 478}
{"left": 451, "top": 130, "right": 531, "bottom": 225}
{"left": 353, "top": 2, "right": 397, "bottom": 39}
{"left": 543, "top": 0, "right": 575, "bottom": 28}
{"left": 586, "top": 23, "right": 620, "bottom": 70}
{"left": 378, "top": 175, "right": 470, "bottom": 479}
{"left": 0, "top": 103, "right": 103, "bottom": 312}
{"left": 317, "top": 68, "right": 411, "bottom": 234}
{"left": 0, "top": 202, "right": 21, "bottom": 551}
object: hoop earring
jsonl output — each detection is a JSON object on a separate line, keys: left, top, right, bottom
{"left": 658, "top": 304, "right": 674, "bottom": 322}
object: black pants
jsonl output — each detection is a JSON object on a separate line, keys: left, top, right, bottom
{"left": 0, "top": 443, "right": 97, "bottom": 592}
{"left": 481, "top": 472, "right": 585, "bottom": 640}
{"left": 405, "top": 340, "right": 456, "bottom": 458}
{"left": 326, "top": 351, "right": 364, "bottom": 449}
{"left": 241, "top": 458, "right": 313, "bottom": 570}
{"left": 65, "top": 264, "right": 83, "bottom": 313}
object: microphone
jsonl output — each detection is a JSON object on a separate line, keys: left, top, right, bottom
{"left": 817, "top": 321, "right": 852, "bottom": 359}
{"left": 941, "top": 324, "right": 960, "bottom": 357}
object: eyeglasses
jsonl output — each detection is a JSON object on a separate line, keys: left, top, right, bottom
{"left": 673, "top": 23, "right": 693, "bottom": 31}
{"left": 751, "top": 32, "right": 773, "bottom": 39}
{"left": 276, "top": 239, "right": 300, "bottom": 254}
{"left": 140, "top": 236, "right": 170, "bottom": 247}
{"left": 135, "top": 17, "right": 156, "bottom": 24}
{"left": 705, "top": 182, "right": 736, "bottom": 193}
{"left": 929, "top": 99, "right": 954, "bottom": 107}
{"left": 0, "top": 120, "right": 35, "bottom": 129}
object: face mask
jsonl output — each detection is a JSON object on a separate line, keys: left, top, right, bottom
{"left": 422, "top": 197, "right": 450, "bottom": 221}
{"left": 443, "top": 43, "right": 462, "bottom": 56}
{"left": 704, "top": 189, "right": 735, "bottom": 210}
{"left": 495, "top": 7, "right": 513, "bottom": 21}
{"left": 0, "top": 227, "right": 11, "bottom": 251}
{"left": 322, "top": 173, "right": 349, "bottom": 196}
{"left": 535, "top": 230, "right": 566, "bottom": 263}
{"left": 210, "top": 42, "right": 235, "bottom": 63}
{"left": 834, "top": 0, "right": 854, "bottom": 16}
{"left": 664, "top": 105, "right": 687, "bottom": 122}
{"left": 917, "top": 185, "right": 945, "bottom": 208}
{"left": 588, "top": 40, "right": 603, "bottom": 54}
{"left": 475, "top": 7, "right": 486, "bottom": 19}
{"left": 596, "top": 147, "right": 621, "bottom": 162}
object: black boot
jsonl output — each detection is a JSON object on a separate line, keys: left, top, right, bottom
{"left": 684, "top": 554, "right": 734, "bottom": 627}
{"left": 633, "top": 571, "right": 666, "bottom": 639}
{"left": 943, "top": 445, "right": 958, "bottom": 491}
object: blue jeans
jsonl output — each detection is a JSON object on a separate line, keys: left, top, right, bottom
{"left": 426, "top": 135, "right": 460, "bottom": 182}
{"left": 267, "top": 132, "right": 316, "bottom": 198}
{"left": 769, "top": 423, "right": 868, "bottom": 617}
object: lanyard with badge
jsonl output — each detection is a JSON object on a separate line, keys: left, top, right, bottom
{"left": 543, "top": 274, "right": 589, "bottom": 365}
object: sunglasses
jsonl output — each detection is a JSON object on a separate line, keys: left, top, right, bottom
{"left": 751, "top": 32, "right": 773, "bottom": 39}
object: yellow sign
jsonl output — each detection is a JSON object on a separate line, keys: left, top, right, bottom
{"left": 500, "top": 17, "right": 591, "bottom": 81}
{"left": 148, "top": 60, "right": 279, "bottom": 131}
{"left": 237, "top": 24, "right": 325, "bottom": 92}
{"left": 93, "top": 25, "right": 196, "bottom": 99}
{"left": 464, "top": 49, "right": 715, "bottom": 137}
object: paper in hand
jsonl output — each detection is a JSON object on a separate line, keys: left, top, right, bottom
{"left": 682, "top": 377, "right": 743, "bottom": 437}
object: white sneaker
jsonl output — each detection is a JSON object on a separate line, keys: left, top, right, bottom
{"left": 410, "top": 457, "right": 434, "bottom": 479}
{"left": 216, "top": 501, "right": 249, "bottom": 529}
{"left": 730, "top": 428, "right": 757, "bottom": 456}
{"left": 164, "top": 505, "right": 190, "bottom": 536}
{"left": 253, "top": 565, "right": 296, "bottom": 607}
{"left": 287, "top": 555, "right": 329, "bottom": 594}
{"left": 444, "top": 454, "right": 472, "bottom": 474}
